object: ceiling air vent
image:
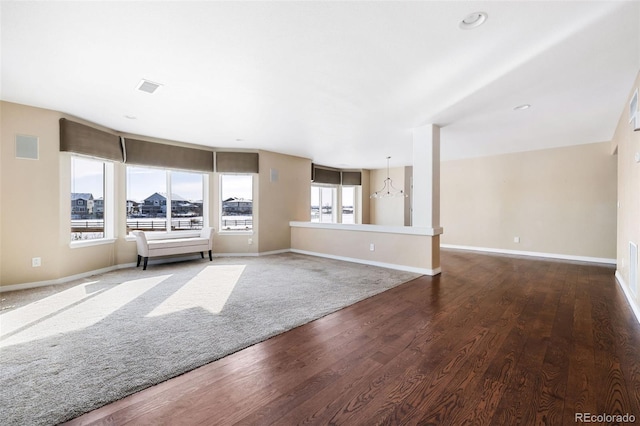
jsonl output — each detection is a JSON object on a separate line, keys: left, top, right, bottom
{"left": 136, "top": 79, "right": 162, "bottom": 94}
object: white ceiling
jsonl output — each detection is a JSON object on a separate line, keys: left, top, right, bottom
{"left": 1, "top": 1, "right": 639, "bottom": 169}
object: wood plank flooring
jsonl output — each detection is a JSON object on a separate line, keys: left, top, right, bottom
{"left": 65, "top": 250, "right": 640, "bottom": 425}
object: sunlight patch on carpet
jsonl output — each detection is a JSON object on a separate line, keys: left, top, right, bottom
{"left": 147, "top": 265, "right": 244, "bottom": 317}
{"left": 0, "top": 275, "right": 171, "bottom": 347}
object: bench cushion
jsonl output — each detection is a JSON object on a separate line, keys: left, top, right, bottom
{"left": 147, "top": 237, "right": 209, "bottom": 251}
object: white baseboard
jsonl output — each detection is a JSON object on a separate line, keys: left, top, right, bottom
{"left": 213, "top": 249, "right": 291, "bottom": 258}
{"left": 259, "top": 249, "right": 292, "bottom": 256}
{"left": 1, "top": 249, "right": 295, "bottom": 292}
{"left": 440, "top": 244, "right": 616, "bottom": 265}
{"left": 615, "top": 270, "right": 640, "bottom": 325}
{"left": 0, "top": 263, "right": 136, "bottom": 293}
{"left": 213, "top": 252, "right": 260, "bottom": 257}
{"left": 290, "top": 249, "right": 440, "bottom": 276}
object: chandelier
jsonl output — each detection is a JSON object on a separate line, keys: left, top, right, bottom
{"left": 370, "top": 157, "right": 408, "bottom": 199}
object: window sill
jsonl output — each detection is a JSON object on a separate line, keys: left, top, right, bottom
{"left": 70, "top": 238, "right": 117, "bottom": 249}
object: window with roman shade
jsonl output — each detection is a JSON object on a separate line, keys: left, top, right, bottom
{"left": 311, "top": 164, "right": 341, "bottom": 185}
{"left": 341, "top": 171, "right": 362, "bottom": 186}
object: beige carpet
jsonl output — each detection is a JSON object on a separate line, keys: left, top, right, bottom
{"left": 0, "top": 253, "right": 420, "bottom": 425}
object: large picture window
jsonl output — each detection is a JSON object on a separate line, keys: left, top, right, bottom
{"left": 220, "top": 174, "right": 253, "bottom": 231}
{"left": 126, "top": 166, "right": 205, "bottom": 233}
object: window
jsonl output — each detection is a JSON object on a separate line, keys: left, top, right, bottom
{"left": 311, "top": 185, "right": 337, "bottom": 223}
{"left": 341, "top": 186, "right": 356, "bottom": 224}
{"left": 311, "top": 184, "right": 358, "bottom": 224}
{"left": 71, "top": 156, "right": 112, "bottom": 241}
{"left": 220, "top": 174, "right": 253, "bottom": 231}
{"left": 126, "top": 166, "right": 205, "bottom": 233}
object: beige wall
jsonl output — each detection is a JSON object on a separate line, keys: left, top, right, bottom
{"left": 440, "top": 141, "right": 617, "bottom": 260}
{"left": 1, "top": 102, "right": 123, "bottom": 286}
{"left": 369, "top": 166, "right": 408, "bottom": 226}
{"left": 257, "top": 150, "right": 311, "bottom": 253}
{"left": 0, "top": 101, "right": 314, "bottom": 287}
{"left": 290, "top": 224, "right": 439, "bottom": 274}
{"left": 612, "top": 71, "right": 640, "bottom": 310}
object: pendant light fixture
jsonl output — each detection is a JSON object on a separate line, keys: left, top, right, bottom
{"left": 370, "top": 156, "right": 408, "bottom": 199}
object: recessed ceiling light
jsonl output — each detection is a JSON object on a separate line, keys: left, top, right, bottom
{"left": 124, "top": 115, "right": 137, "bottom": 120}
{"left": 136, "top": 79, "right": 162, "bottom": 94}
{"left": 514, "top": 104, "right": 531, "bottom": 111}
{"left": 459, "top": 12, "right": 488, "bottom": 29}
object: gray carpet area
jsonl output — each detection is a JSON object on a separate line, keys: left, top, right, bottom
{"left": 0, "top": 253, "right": 419, "bottom": 425}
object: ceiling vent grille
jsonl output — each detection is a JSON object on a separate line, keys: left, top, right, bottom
{"left": 136, "top": 79, "right": 162, "bottom": 94}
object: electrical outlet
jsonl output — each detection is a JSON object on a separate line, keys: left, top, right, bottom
{"left": 32, "top": 257, "right": 42, "bottom": 267}
{"left": 369, "top": 243, "right": 375, "bottom": 251}
{"left": 514, "top": 237, "right": 520, "bottom": 243}
{"left": 248, "top": 238, "right": 253, "bottom": 245}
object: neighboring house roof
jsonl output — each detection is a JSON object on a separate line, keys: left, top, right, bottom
{"left": 223, "top": 197, "right": 252, "bottom": 203}
{"left": 71, "top": 193, "right": 94, "bottom": 201}
{"left": 144, "top": 192, "right": 187, "bottom": 202}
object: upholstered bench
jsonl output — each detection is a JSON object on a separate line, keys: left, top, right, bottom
{"left": 132, "top": 227, "right": 214, "bottom": 270}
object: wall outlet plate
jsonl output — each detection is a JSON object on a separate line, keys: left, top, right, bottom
{"left": 32, "top": 257, "right": 42, "bottom": 267}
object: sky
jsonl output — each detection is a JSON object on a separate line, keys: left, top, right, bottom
{"left": 126, "top": 167, "right": 205, "bottom": 202}
{"left": 71, "top": 157, "right": 104, "bottom": 198}
{"left": 71, "top": 157, "right": 253, "bottom": 202}
{"left": 72, "top": 157, "right": 356, "bottom": 207}
{"left": 311, "top": 186, "right": 354, "bottom": 207}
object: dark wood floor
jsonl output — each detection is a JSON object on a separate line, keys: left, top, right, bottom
{"left": 65, "top": 250, "right": 640, "bottom": 425}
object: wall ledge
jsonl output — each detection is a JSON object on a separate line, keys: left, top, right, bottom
{"left": 290, "top": 221, "right": 443, "bottom": 236}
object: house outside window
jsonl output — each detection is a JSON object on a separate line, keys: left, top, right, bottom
{"left": 71, "top": 156, "right": 112, "bottom": 241}
{"left": 126, "top": 166, "right": 205, "bottom": 233}
{"left": 220, "top": 174, "right": 253, "bottom": 231}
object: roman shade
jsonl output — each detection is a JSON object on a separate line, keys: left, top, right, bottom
{"left": 216, "top": 152, "right": 259, "bottom": 173}
{"left": 312, "top": 164, "right": 341, "bottom": 185}
{"left": 341, "top": 171, "right": 362, "bottom": 186}
{"left": 124, "top": 138, "right": 214, "bottom": 172}
{"left": 60, "top": 118, "right": 124, "bottom": 162}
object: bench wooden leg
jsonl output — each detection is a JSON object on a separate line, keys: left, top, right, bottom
{"left": 200, "top": 252, "right": 204, "bottom": 259}
{"left": 137, "top": 255, "right": 142, "bottom": 267}
{"left": 209, "top": 250, "right": 213, "bottom": 261}
{"left": 143, "top": 257, "right": 149, "bottom": 270}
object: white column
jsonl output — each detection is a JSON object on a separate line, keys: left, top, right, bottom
{"left": 412, "top": 124, "right": 441, "bottom": 231}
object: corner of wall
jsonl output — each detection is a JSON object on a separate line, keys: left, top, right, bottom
{"left": 613, "top": 70, "right": 640, "bottom": 315}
